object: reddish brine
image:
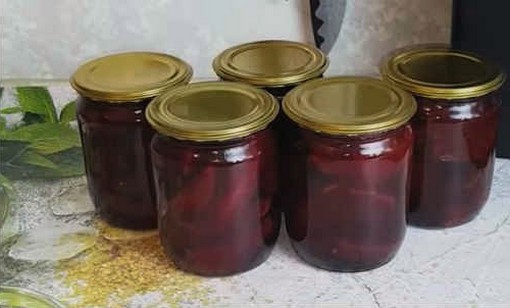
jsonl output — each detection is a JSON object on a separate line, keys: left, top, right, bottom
{"left": 381, "top": 46, "right": 505, "bottom": 228}
{"left": 284, "top": 125, "right": 413, "bottom": 271}
{"left": 282, "top": 77, "right": 417, "bottom": 271}
{"left": 71, "top": 52, "right": 192, "bottom": 230}
{"left": 408, "top": 94, "right": 500, "bottom": 227}
{"left": 146, "top": 81, "right": 280, "bottom": 276}
{"left": 152, "top": 130, "right": 279, "bottom": 276}
{"left": 77, "top": 97, "right": 157, "bottom": 229}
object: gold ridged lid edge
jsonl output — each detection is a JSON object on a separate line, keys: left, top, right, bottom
{"left": 70, "top": 52, "right": 193, "bottom": 103}
{"left": 212, "top": 40, "right": 329, "bottom": 88}
{"left": 381, "top": 47, "right": 506, "bottom": 100}
{"left": 146, "top": 82, "right": 279, "bottom": 142}
{"left": 283, "top": 77, "right": 417, "bottom": 136}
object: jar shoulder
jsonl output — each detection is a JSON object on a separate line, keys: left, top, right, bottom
{"left": 292, "top": 125, "right": 413, "bottom": 160}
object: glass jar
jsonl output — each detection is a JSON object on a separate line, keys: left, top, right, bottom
{"left": 382, "top": 47, "right": 505, "bottom": 228}
{"left": 213, "top": 40, "right": 328, "bottom": 210}
{"left": 282, "top": 77, "right": 416, "bottom": 272}
{"left": 71, "top": 52, "right": 192, "bottom": 230}
{"left": 146, "top": 81, "right": 280, "bottom": 276}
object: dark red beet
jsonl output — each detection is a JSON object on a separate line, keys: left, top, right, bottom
{"left": 409, "top": 94, "right": 500, "bottom": 228}
{"left": 152, "top": 129, "right": 280, "bottom": 276}
{"left": 284, "top": 125, "right": 413, "bottom": 272}
{"left": 76, "top": 97, "right": 157, "bottom": 230}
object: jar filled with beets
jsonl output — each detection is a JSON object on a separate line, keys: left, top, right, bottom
{"left": 382, "top": 47, "right": 505, "bottom": 228}
{"left": 213, "top": 40, "right": 328, "bottom": 101}
{"left": 213, "top": 40, "right": 328, "bottom": 210}
{"left": 71, "top": 52, "right": 192, "bottom": 230}
{"left": 282, "top": 77, "right": 417, "bottom": 272}
{"left": 146, "top": 81, "right": 280, "bottom": 276}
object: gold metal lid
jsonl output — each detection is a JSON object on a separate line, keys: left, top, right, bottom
{"left": 381, "top": 46, "right": 505, "bottom": 100}
{"left": 70, "top": 52, "right": 193, "bottom": 102}
{"left": 146, "top": 81, "right": 279, "bottom": 142}
{"left": 213, "top": 40, "right": 328, "bottom": 88}
{"left": 0, "top": 286, "right": 66, "bottom": 308}
{"left": 283, "top": 77, "right": 417, "bottom": 135}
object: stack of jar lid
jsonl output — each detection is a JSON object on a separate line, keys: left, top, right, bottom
{"left": 70, "top": 41, "right": 505, "bottom": 276}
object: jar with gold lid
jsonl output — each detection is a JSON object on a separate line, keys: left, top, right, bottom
{"left": 381, "top": 47, "right": 505, "bottom": 228}
{"left": 71, "top": 51, "right": 192, "bottom": 230}
{"left": 282, "top": 77, "right": 416, "bottom": 272}
{"left": 212, "top": 40, "right": 328, "bottom": 101}
{"left": 146, "top": 81, "right": 280, "bottom": 276}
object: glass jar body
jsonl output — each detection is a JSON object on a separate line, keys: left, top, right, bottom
{"left": 409, "top": 93, "right": 500, "bottom": 228}
{"left": 76, "top": 97, "right": 157, "bottom": 230}
{"left": 284, "top": 125, "right": 413, "bottom": 272}
{"left": 152, "top": 129, "right": 280, "bottom": 276}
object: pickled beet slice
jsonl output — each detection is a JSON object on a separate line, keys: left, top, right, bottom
{"left": 286, "top": 201, "right": 308, "bottom": 242}
{"left": 170, "top": 166, "right": 216, "bottom": 223}
{"left": 182, "top": 231, "right": 265, "bottom": 276}
{"left": 259, "top": 198, "right": 271, "bottom": 217}
{"left": 259, "top": 134, "right": 278, "bottom": 197}
{"left": 309, "top": 151, "right": 401, "bottom": 185}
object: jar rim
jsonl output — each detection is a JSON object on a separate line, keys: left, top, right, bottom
{"left": 380, "top": 45, "right": 505, "bottom": 100}
{"left": 70, "top": 52, "right": 192, "bottom": 103}
{"left": 283, "top": 76, "right": 417, "bottom": 136}
{"left": 146, "top": 81, "right": 279, "bottom": 142}
{"left": 213, "top": 40, "right": 328, "bottom": 88}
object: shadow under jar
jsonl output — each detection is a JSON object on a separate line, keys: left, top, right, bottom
{"left": 146, "top": 82, "right": 280, "bottom": 276}
{"left": 382, "top": 47, "right": 505, "bottom": 228}
{"left": 71, "top": 52, "right": 192, "bottom": 230}
{"left": 282, "top": 77, "right": 417, "bottom": 272}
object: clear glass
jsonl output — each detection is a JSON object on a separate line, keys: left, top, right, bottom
{"left": 409, "top": 93, "right": 500, "bottom": 228}
{"left": 152, "top": 129, "right": 280, "bottom": 276}
{"left": 76, "top": 97, "right": 157, "bottom": 230}
{"left": 283, "top": 125, "right": 413, "bottom": 272}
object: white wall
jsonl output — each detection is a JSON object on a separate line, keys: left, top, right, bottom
{"left": 0, "top": 0, "right": 451, "bottom": 81}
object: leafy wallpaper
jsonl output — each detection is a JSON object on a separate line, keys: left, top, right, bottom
{"left": 0, "top": 0, "right": 451, "bottom": 80}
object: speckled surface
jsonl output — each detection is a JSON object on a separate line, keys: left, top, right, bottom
{"left": 1, "top": 84, "right": 510, "bottom": 307}
{"left": 0, "top": 0, "right": 451, "bottom": 80}
{"left": 1, "top": 159, "right": 509, "bottom": 307}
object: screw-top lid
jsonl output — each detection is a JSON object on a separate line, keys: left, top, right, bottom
{"left": 146, "top": 82, "right": 279, "bottom": 142}
{"left": 70, "top": 52, "right": 192, "bottom": 102}
{"left": 381, "top": 46, "right": 505, "bottom": 100}
{"left": 213, "top": 40, "right": 328, "bottom": 88}
{"left": 283, "top": 77, "right": 417, "bottom": 135}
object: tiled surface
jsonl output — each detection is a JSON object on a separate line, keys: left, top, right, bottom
{"left": 0, "top": 0, "right": 451, "bottom": 80}
{"left": 1, "top": 84, "right": 509, "bottom": 307}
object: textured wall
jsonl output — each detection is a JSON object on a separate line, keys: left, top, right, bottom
{"left": 328, "top": 0, "right": 452, "bottom": 76}
{"left": 0, "top": 0, "right": 451, "bottom": 80}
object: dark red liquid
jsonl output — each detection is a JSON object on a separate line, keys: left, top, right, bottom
{"left": 409, "top": 94, "right": 500, "bottom": 228}
{"left": 76, "top": 97, "right": 157, "bottom": 230}
{"left": 284, "top": 125, "right": 413, "bottom": 272}
{"left": 152, "top": 129, "right": 280, "bottom": 276}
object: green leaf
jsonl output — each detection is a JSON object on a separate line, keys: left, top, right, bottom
{"left": 59, "top": 101, "right": 76, "bottom": 123}
{"left": 21, "top": 112, "right": 45, "bottom": 125}
{"left": 0, "top": 116, "right": 6, "bottom": 131}
{"left": 19, "top": 151, "right": 58, "bottom": 169}
{"left": 0, "top": 144, "right": 84, "bottom": 180}
{"left": 0, "top": 123, "right": 81, "bottom": 154}
{"left": 0, "top": 106, "right": 23, "bottom": 114}
{"left": 16, "top": 87, "right": 58, "bottom": 123}
{"left": 0, "top": 173, "right": 14, "bottom": 195}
